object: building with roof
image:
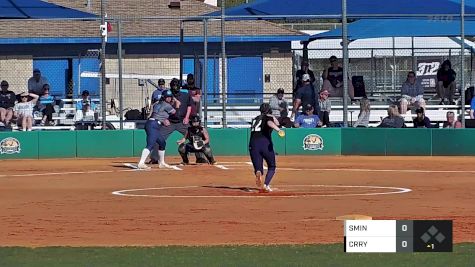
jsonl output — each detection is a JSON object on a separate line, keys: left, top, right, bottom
{"left": 0, "top": 0, "right": 305, "bottom": 110}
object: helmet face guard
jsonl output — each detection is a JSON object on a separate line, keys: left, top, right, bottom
{"left": 190, "top": 115, "right": 201, "bottom": 126}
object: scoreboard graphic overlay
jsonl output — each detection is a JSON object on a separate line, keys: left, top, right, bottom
{"left": 344, "top": 220, "right": 452, "bottom": 253}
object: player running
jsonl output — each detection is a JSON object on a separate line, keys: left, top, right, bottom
{"left": 249, "top": 103, "right": 284, "bottom": 192}
{"left": 137, "top": 90, "right": 176, "bottom": 170}
{"left": 177, "top": 115, "right": 217, "bottom": 165}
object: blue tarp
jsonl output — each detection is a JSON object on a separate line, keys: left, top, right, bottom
{"left": 0, "top": 0, "right": 96, "bottom": 19}
{"left": 207, "top": 0, "right": 475, "bottom": 18}
{"left": 309, "top": 19, "right": 475, "bottom": 41}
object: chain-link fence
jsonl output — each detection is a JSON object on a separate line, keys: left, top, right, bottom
{"left": 1, "top": 3, "right": 474, "bottom": 129}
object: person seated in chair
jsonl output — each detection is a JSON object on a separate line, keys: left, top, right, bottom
{"left": 378, "top": 105, "right": 405, "bottom": 128}
{"left": 76, "top": 90, "right": 96, "bottom": 112}
{"left": 294, "top": 104, "right": 322, "bottom": 128}
{"left": 37, "top": 84, "right": 56, "bottom": 126}
{"left": 269, "top": 88, "right": 292, "bottom": 128}
{"left": 321, "top": 55, "right": 355, "bottom": 101}
{"left": 436, "top": 60, "right": 457, "bottom": 105}
{"left": 177, "top": 115, "right": 216, "bottom": 165}
{"left": 399, "top": 71, "right": 426, "bottom": 114}
{"left": 413, "top": 107, "right": 432, "bottom": 128}
{"left": 443, "top": 111, "right": 462, "bottom": 128}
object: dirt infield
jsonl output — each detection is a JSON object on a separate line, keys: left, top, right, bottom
{"left": 0, "top": 156, "right": 474, "bottom": 247}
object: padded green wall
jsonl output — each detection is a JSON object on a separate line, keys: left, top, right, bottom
{"left": 341, "top": 128, "right": 386, "bottom": 155}
{"left": 285, "top": 128, "right": 341, "bottom": 155}
{"left": 2, "top": 129, "right": 475, "bottom": 160}
{"left": 432, "top": 129, "right": 475, "bottom": 155}
{"left": 76, "top": 131, "right": 134, "bottom": 158}
{"left": 0, "top": 132, "right": 39, "bottom": 159}
{"left": 38, "top": 131, "right": 76, "bottom": 158}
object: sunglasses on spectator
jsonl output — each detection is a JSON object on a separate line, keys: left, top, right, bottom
{"left": 1, "top": 84, "right": 8, "bottom": 87}
{"left": 408, "top": 75, "right": 415, "bottom": 78}
{"left": 21, "top": 96, "right": 28, "bottom": 98}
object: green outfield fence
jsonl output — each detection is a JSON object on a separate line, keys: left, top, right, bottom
{"left": 0, "top": 129, "right": 474, "bottom": 159}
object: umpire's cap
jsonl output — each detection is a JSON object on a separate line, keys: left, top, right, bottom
{"left": 259, "top": 103, "right": 272, "bottom": 115}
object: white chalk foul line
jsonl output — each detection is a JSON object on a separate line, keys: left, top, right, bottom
{"left": 214, "top": 165, "right": 229, "bottom": 170}
{"left": 246, "top": 162, "right": 267, "bottom": 170}
{"left": 0, "top": 167, "right": 179, "bottom": 178}
{"left": 111, "top": 184, "right": 412, "bottom": 199}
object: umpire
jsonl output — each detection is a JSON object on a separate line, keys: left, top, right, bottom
{"left": 150, "top": 78, "right": 207, "bottom": 164}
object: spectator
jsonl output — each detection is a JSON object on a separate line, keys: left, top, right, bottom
{"left": 322, "top": 55, "right": 355, "bottom": 100}
{"left": 269, "top": 88, "right": 292, "bottom": 127}
{"left": 470, "top": 96, "right": 475, "bottom": 119}
{"left": 378, "top": 105, "right": 405, "bottom": 128}
{"left": 353, "top": 97, "right": 371, "bottom": 128}
{"left": 399, "top": 71, "right": 426, "bottom": 114}
{"left": 317, "top": 88, "right": 331, "bottom": 127}
{"left": 0, "top": 80, "right": 16, "bottom": 127}
{"left": 291, "top": 74, "right": 316, "bottom": 120}
{"left": 443, "top": 111, "right": 462, "bottom": 128}
{"left": 182, "top": 74, "right": 201, "bottom": 116}
{"left": 413, "top": 107, "right": 432, "bottom": 128}
{"left": 151, "top": 78, "right": 167, "bottom": 104}
{"left": 76, "top": 90, "right": 96, "bottom": 111}
{"left": 37, "top": 84, "right": 56, "bottom": 126}
{"left": 27, "top": 69, "right": 49, "bottom": 95}
{"left": 295, "top": 60, "right": 316, "bottom": 93}
{"left": 294, "top": 104, "right": 322, "bottom": 128}
{"left": 14, "top": 92, "right": 38, "bottom": 131}
{"left": 436, "top": 60, "right": 456, "bottom": 105}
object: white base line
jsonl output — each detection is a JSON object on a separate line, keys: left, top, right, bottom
{"left": 246, "top": 162, "right": 267, "bottom": 170}
{"left": 214, "top": 165, "right": 229, "bottom": 170}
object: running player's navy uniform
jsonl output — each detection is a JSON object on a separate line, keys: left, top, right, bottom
{"left": 144, "top": 101, "right": 175, "bottom": 151}
{"left": 249, "top": 114, "right": 276, "bottom": 186}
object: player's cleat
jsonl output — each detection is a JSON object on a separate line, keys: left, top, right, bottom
{"left": 264, "top": 185, "right": 273, "bottom": 192}
{"left": 159, "top": 162, "right": 171, "bottom": 169}
{"left": 255, "top": 171, "right": 264, "bottom": 190}
{"left": 179, "top": 161, "right": 189, "bottom": 166}
{"left": 137, "top": 163, "right": 151, "bottom": 170}
{"left": 209, "top": 160, "right": 217, "bottom": 165}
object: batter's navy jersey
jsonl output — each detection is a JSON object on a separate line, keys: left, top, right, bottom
{"left": 250, "top": 115, "right": 273, "bottom": 143}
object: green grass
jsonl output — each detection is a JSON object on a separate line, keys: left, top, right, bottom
{"left": 0, "top": 243, "right": 474, "bottom": 267}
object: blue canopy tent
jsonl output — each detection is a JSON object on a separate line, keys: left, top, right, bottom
{"left": 309, "top": 19, "right": 475, "bottom": 41}
{"left": 0, "top": 0, "right": 96, "bottom": 19}
{"left": 207, "top": 0, "right": 475, "bottom": 18}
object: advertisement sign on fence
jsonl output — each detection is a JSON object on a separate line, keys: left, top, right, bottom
{"left": 416, "top": 59, "right": 441, "bottom": 90}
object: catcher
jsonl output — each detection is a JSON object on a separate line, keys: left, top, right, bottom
{"left": 177, "top": 115, "right": 216, "bottom": 165}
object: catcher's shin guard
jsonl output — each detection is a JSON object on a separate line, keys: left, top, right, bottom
{"left": 203, "top": 145, "right": 216, "bottom": 164}
{"left": 178, "top": 143, "right": 189, "bottom": 164}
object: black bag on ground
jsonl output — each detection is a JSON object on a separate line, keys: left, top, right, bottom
{"left": 125, "top": 109, "right": 142, "bottom": 120}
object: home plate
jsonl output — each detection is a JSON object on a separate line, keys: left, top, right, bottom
{"left": 336, "top": 214, "right": 372, "bottom": 220}
{"left": 123, "top": 163, "right": 139, "bottom": 169}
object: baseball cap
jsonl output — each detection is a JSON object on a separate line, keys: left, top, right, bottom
{"left": 162, "top": 90, "right": 173, "bottom": 98}
{"left": 158, "top": 78, "right": 165, "bottom": 85}
{"left": 277, "top": 88, "right": 284, "bottom": 94}
{"left": 304, "top": 104, "right": 313, "bottom": 112}
{"left": 302, "top": 74, "right": 311, "bottom": 82}
{"left": 81, "top": 90, "right": 90, "bottom": 96}
{"left": 329, "top": 56, "right": 338, "bottom": 62}
{"left": 33, "top": 68, "right": 41, "bottom": 73}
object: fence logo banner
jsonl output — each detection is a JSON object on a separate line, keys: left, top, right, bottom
{"left": 303, "top": 134, "right": 324, "bottom": 151}
{"left": 0, "top": 137, "right": 21, "bottom": 154}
